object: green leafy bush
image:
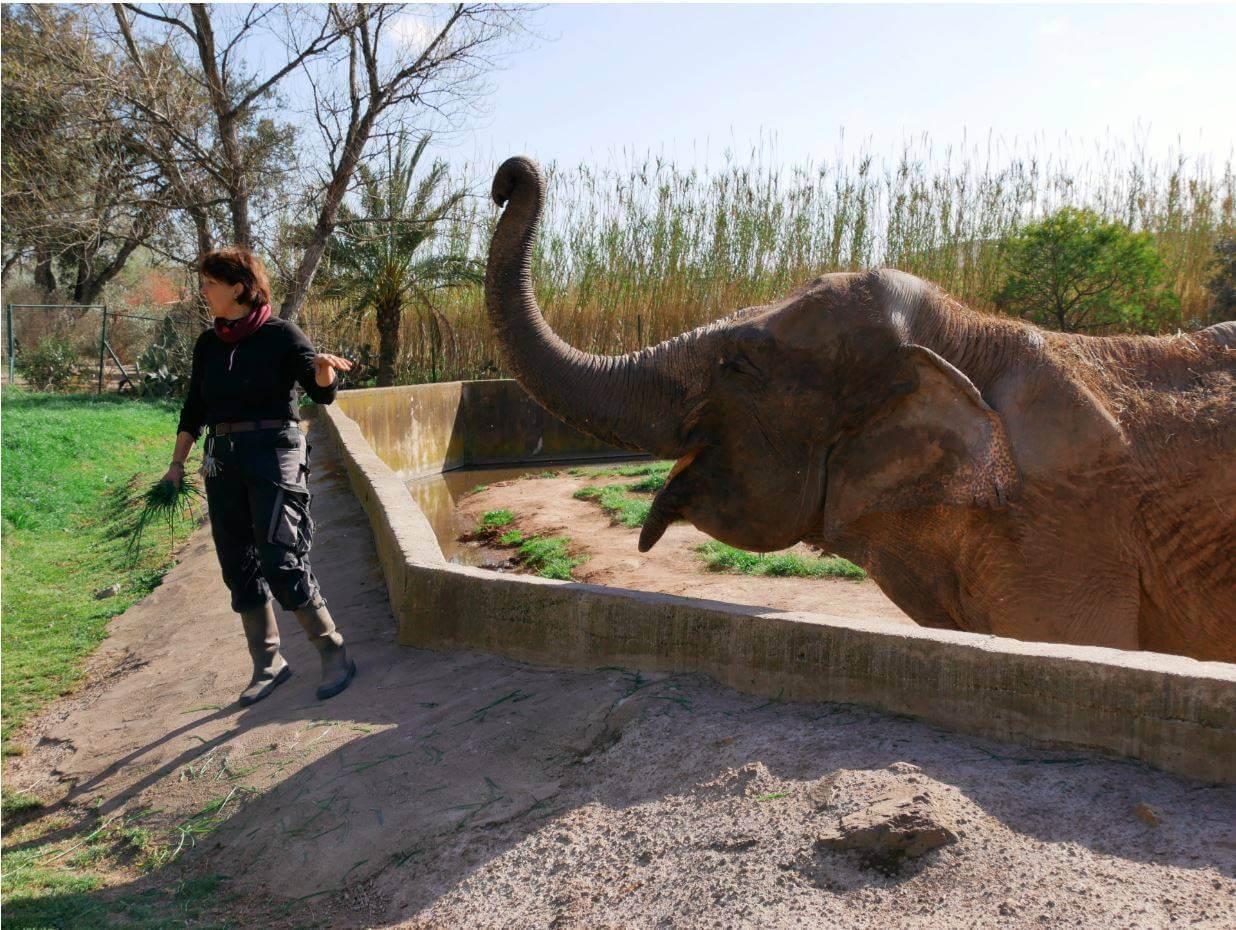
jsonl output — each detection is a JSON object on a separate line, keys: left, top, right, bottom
{"left": 15, "top": 335, "right": 78, "bottom": 390}
{"left": 1206, "top": 235, "right": 1236, "bottom": 321}
{"left": 994, "top": 207, "right": 1179, "bottom": 333}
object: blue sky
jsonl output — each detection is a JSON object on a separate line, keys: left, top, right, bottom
{"left": 434, "top": 2, "right": 1236, "bottom": 174}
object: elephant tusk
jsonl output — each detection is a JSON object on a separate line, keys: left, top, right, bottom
{"left": 638, "top": 497, "right": 680, "bottom": 552}
{"left": 638, "top": 450, "right": 703, "bottom": 552}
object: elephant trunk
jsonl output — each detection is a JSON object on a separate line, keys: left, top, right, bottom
{"left": 485, "top": 156, "right": 713, "bottom": 458}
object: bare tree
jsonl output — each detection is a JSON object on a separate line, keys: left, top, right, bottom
{"left": 1, "top": 4, "right": 173, "bottom": 300}
{"left": 4, "top": 2, "right": 532, "bottom": 322}
{"left": 111, "top": 3, "right": 347, "bottom": 249}
{"left": 277, "top": 3, "right": 529, "bottom": 322}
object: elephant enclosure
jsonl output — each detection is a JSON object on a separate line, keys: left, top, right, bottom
{"left": 8, "top": 429, "right": 1232, "bottom": 928}
{"left": 451, "top": 469, "right": 914, "bottom": 624}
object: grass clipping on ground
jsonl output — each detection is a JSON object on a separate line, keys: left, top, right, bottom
{"left": 694, "top": 540, "right": 866, "bottom": 580}
{"left": 472, "top": 509, "right": 587, "bottom": 581}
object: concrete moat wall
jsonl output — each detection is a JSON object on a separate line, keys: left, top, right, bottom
{"left": 314, "top": 382, "right": 1236, "bottom": 785}
{"left": 334, "top": 379, "right": 637, "bottom": 480}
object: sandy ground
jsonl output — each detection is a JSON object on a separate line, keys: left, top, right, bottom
{"left": 5, "top": 425, "right": 1234, "bottom": 929}
{"left": 456, "top": 474, "right": 912, "bottom": 625}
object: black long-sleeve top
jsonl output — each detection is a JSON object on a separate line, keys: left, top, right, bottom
{"left": 176, "top": 318, "right": 338, "bottom": 440}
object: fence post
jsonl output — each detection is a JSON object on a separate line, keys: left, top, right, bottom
{"left": 98, "top": 306, "right": 108, "bottom": 395}
{"left": 5, "top": 303, "right": 13, "bottom": 385}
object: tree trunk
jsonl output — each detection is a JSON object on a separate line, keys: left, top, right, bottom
{"left": 375, "top": 296, "right": 402, "bottom": 387}
{"left": 277, "top": 108, "right": 380, "bottom": 324}
{"left": 190, "top": 5, "right": 251, "bottom": 248}
{"left": 34, "top": 241, "right": 57, "bottom": 293}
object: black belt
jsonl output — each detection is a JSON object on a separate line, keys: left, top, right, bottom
{"left": 209, "top": 418, "right": 296, "bottom": 436}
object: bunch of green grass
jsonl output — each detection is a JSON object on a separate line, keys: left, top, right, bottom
{"left": 627, "top": 472, "right": 667, "bottom": 492}
{"left": 695, "top": 540, "right": 866, "bottom": 580}
{"left": 486, "top": 525, "right": 586, "bottom": 581}
{"left": 572, "top": 484, "right": 651, "bottom": 528}
{"left": 514, "top": 535, "right": 586, "bottom": 581}
{"left": 107, "top": 473, "right": 206, "bottom": 565}
{"left": 568, "top": 461, "right": 673, "bottom": 480}
{"left": 474, "top": 509, "right": 514, "bottom": 533}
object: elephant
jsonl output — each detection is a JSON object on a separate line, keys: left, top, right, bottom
{"left": 484, "top": 156, "right": 1236, "bottom": 664}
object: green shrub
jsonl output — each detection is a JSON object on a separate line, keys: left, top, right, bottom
{"left": 1206, "top": 234, "right": 1236, "bottom": 321}
{"left": 994, "top": 207, "right": 1179, "bottom": 334}
{"left": 132, "top": 315, "right": 192, "bottom": 398}
{"left": 15, "top": 335, "right": 78, "bottom": 390}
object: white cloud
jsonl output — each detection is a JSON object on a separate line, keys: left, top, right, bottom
{"left": 1038, "top": 17, "right": 1069, "bottom": 38}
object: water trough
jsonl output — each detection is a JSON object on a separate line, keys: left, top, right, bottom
{"left": 309, "top": 379, "right": 1235, "bottom": 785}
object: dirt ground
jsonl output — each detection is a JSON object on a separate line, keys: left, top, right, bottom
{"left": 456, "top": 473, "right": 912, "bottom": 624}
{"left": 5, "top": 427, "right": 1234, "bottom": 929}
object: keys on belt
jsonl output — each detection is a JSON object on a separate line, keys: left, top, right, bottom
{"left": 210, "top": 419, "right": 297, "bottom": 436}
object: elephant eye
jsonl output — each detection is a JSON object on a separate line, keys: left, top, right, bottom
{"left": 722, "top": 354, "right": 762, "bottom": 380}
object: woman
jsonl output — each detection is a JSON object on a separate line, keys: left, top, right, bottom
{"left": 163, "top": 246, "right": 357, "bottom": 706}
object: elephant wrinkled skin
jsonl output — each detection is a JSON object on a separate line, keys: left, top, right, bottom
{"left": 484, "top": 155, "right": 1236, "bottom": 663}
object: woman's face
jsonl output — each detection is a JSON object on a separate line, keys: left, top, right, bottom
{"left": 199, "top": 274, "right": 244, "bottom": 318}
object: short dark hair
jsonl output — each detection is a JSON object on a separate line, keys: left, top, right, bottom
{"left": 198, "top": 247, "right": 272, "bottom": 310}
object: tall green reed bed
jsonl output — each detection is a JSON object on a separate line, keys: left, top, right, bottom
{"left": 302, "top": 134, "right": 1234, "bottom": 385}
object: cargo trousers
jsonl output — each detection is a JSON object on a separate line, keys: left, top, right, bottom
{"left": 201, "top": 422, "right": 327, "bottom": 613}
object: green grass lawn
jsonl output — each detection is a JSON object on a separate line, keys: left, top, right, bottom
{"left": 2, "top": 386, "right": 202, "bottom": 754}
{"left": 0, "top": 386, "right": 237, "bottom": 925}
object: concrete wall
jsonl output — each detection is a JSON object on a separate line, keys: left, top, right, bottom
{"left": 335, "top": 379, "right": 636, "bottom": 480}
{"left": 313, "top": 384, "right": 1236, "bottom": 785}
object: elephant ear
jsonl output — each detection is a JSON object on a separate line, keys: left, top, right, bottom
{"left": 822, "top": 344, "right": 1018, "bottom": 537}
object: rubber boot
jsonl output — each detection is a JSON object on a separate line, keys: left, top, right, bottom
{"left": 238, "top": 600, "right": 291, "bottom": 706}
{"left": 292, "top": 597, "right": 356, "bottom": 700}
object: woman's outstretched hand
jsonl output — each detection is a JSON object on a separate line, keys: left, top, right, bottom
{"left": 313, "top": 353, "right": 353, "bottom": 386}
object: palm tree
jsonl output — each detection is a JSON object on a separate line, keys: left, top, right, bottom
{"left": 319, "top": 131, "right": 482, "bottom": 386}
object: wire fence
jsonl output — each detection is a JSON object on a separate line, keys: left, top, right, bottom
{"left": 2, "top": 302, "right": 202, "bottom": 395}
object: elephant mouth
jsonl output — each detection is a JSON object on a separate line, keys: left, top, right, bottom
{"left": 637, "top": 448, "right": 703, "bottom": 553}
{"left": 638, "top": 443, "right": 834, "bottom": 554}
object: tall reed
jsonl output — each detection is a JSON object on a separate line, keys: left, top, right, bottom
{"left": 301, "top": 133, "right": 1234, "bottom": 384}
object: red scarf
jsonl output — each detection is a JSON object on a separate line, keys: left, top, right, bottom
{"left": 214, "top": 302, "right": 271, "bottom": 344}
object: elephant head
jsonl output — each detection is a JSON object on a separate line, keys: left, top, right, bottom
{"left": 485, "top": 156, "right": 1018, "bottom": 557}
